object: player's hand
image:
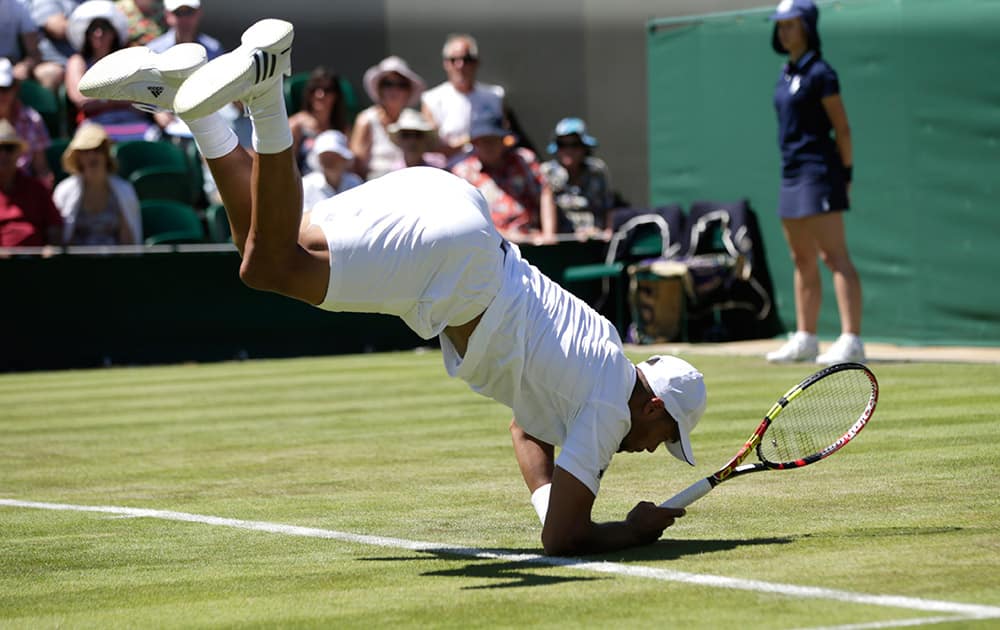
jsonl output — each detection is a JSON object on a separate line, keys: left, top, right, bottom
{"left": 626, "top": 501, "right": 685, "bottom": 545}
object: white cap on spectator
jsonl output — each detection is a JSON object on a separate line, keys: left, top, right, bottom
{"left": 0, "top": 58, "right": 13, "bottom": 88}
{"left": 164, "top": 0, "right": 201, "bottom": 12}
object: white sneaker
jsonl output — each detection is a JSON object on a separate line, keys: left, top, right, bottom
{"left": 817, "top": 334, "right": 866, "bottom": 365}
{"left": 766, "top": 332, "right": 819, "bottom": 363}
{"left": 78, "top": 43, "right": 208, "bottom": 112}
{"left": 174, "top": 18, "right": 293, "bottom": 120}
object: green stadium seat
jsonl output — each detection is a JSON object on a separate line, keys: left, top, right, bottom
{"left": 17, "top": 79, "right": 63, "bottom": 138}
{"left": 141, "top": 199, "right": 206, "bottom": 245}
{"left": 205, "top": 203, "right": 232, "bottom": 244}
{"left": 130, "top": 166, "right": 196, "bottom": 204}
{"left": 45, "top": 137, "right": 72, "bottom": 184}
{"left": 114, "top": 140, "right": 189, "bottom": 181}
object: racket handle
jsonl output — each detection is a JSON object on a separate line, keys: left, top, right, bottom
{"left": 660, "top": 477, "right": 714, "bottom": 509}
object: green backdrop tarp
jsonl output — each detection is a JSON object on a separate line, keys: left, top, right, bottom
{"left": 647, "top": 0, "right": 1000, "bottom": 346}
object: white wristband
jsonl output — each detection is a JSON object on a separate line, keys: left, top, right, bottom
{"left": 530, "top": 483, "right": 551, "bottom": 525}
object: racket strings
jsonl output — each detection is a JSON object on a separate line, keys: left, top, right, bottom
{"left": 758, "top": 369, "right": 874, "bottom": 464}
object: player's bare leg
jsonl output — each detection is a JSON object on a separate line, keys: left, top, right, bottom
{"left": 175, "top": 19, "right": 329, "bottom": 305}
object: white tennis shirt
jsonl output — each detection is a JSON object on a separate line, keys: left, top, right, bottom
{"left": 440, "top": 243, "right": 636, "bottom": 496}
{"left": 310, "top": 168, "right": 636, "bottom": 497}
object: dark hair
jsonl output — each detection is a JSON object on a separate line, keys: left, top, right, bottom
{"left": 82, "top": 18, "right": 122, "bottom": 60}
{"left": 302, "top": 66, "right": 348, "bottom": 133}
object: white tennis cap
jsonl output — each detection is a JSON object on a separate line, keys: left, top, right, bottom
{"left": 637, "top": 355, "right": 706, "bottom": 466}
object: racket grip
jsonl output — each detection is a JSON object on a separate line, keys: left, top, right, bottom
{"left": 660, "top": 477, "right": 714, "bottom": 509}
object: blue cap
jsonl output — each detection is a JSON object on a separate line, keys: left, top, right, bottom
{"left": 469, "top": 114, "right": 510, "bottom": 140}
{"left": 769, "top": 0, "right": 821, "bottom": 55}
{"left": 547, "top": 117, "right": 599, "bottom": 155}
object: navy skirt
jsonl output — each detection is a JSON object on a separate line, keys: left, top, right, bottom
{"left": 777, "top": 171, "right": 849, "bottom": 219}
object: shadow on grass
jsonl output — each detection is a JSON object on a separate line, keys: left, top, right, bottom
{"left": 360, "top": 536, "right": 793, "bottom": 589}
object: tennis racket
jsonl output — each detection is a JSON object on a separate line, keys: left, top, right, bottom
{"left": 661, "top": 361, "right": 878, "bottom": 509}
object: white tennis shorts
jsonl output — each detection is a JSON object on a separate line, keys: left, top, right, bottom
{"left": 308, "top": 167, "right": 505, "bottom": 340}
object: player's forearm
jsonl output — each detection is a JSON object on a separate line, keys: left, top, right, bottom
{"left": 509, "top": 419, "right": 553, "bottom": 492}
{"left": 542, "top": 519, "right": 645, "bottom": 556}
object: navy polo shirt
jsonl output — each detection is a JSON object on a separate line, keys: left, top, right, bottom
{"left": 773, "top": 51, "right": 841, "bottom": 178}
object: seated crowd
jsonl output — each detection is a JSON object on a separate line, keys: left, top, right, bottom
{"left": 1, "top": 1, "right": 617, "bottom": 249}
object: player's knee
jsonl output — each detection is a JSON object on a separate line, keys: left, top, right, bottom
{"left": 239, "top": 252, "right": 284, "bottom": 293}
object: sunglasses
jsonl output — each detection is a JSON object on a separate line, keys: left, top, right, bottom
{"left": 556, "top": 140, "right": 585, "bottom": 149}
{"left": 173, "top": 7, "right": 197, "bottom": 17}
{"left": 398, "top": 130, "right": 425, "bottom": 140}
{"left": 0, "top": 144, "right": 20, "bottom": 154}
{"left": 379, "top": 79, "right": 411, "bottom": 90}
{"left": 446, "top": 54, "right": 478, "bottom": 65}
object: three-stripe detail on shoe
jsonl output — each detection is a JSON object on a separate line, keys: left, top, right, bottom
{"left": 252, "top": 50, "right": 282, "bottom": 84}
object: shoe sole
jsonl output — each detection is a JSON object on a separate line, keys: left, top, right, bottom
{"left": 174, "top": 19, "right": 293, "bottom": 120}
{"left": 79, "top": 44, "right": 207, "bottom": 102}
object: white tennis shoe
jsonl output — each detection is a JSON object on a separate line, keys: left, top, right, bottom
{"left": 78, "top": 43, "right": 208, "bottom": 112}
{"left": 766, "top": 331, "right": 819, "bottom": 363}
{"left": 174, "top": 18, "right": 293, "bottom": 120}
{"left": 816, "top": 334, "right": 866, "bottom": 365}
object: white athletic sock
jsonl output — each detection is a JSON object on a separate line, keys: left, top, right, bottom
{"left": 246, "top": 83, "right": 292, "bottom": 155}
{"left": 183, "top": 112, "right": 239, "bottom": 160}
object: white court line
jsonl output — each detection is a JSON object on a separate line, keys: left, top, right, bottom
{"left": 796, "top": 616, "right": 980, "bottom": 630}
{"left": 3, "top": 498, "right": 999, "bottom": 625}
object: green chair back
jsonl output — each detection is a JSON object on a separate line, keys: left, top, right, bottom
{"left": 140, "top": 199, "right": 206, "bottom": 245}
{"left": 114, "top": 140, "right": 189, "bottom": 180}
{"left": 18, "top": 79, "right": 63, "bottom": 137}
{"left": 131, "top": 166, "right": 196, "bottom": 205}
{"left": 45, "top": 137, "right": 72, "bottom": 184}
{"left": 205, "top": 203, "right": 232, "bottom": 244}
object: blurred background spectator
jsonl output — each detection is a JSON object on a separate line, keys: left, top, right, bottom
{"left": 289, "top": 66, "right": 351, "bottom": 175}
{"left": 21, "top": 0, "right": 82, "bottom": 91}
{"left": 147, "top": 0, "right": 224, "bottom": 140}
{"left": 0, "top": 0, "right": 43, "bottom": 84}
{"left": 350, "top": 55, "right": 425, "bottom": 180}
{"left": 386, "top": 108, "right": 444, "bottom": 170}
{"left": 301, "top": 129, "right": 361, "bottom": 212}
{"left": 540, "top": 117, "right": 614, "bottom": 240}
{"left": 0, "top": 120, "right": 63, "bottom": 248}
{"left": 421, "top": 33, "right": 505, "bottom": 163}
{"left": 0, "top": 58, "right": 53, "bottom": 186}
{"left": 53, "top": 122, "right": 141, "bottom": 245}
{"left": 65, "top": 0, "right": 160, "bottom": 142}
{"left": 450, "top": 114, "right": 554, "bottom": 244}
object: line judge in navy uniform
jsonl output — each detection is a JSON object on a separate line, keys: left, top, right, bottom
{"left": 765, "top": 0, "right": 867, "bottom": 366}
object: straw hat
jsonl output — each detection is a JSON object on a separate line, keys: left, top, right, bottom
{"left": 67, "top": 0, "right": 130, "bottom": 52}
{"left": 387, "top": 108, "right": 437, "bottom": 152}
{"left": 61, "top": 123, "right": 116, "bottom": 174}
{"left": 0, "top": 120, "right": 28, "bottom": 155}
{"left": 362, "top": 56, "right": 426, "bottom": 107}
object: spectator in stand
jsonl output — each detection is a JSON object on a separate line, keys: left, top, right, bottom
{"left": 289, "top": 66, "right": 350, "bottom": 175}
{"left": 386, "top": 108, "right": 445, "bottom": 170}
{"left": 350, "top": 55, "right": 425, "bottom": 181}
{"left": 53, "top": 122, "right": 142, "bottom": 245}
{"left": 0, "top": 0, "right": 43, "bottom": 84}
{"left": 0, "top": 120, "right": 63, "bottom": 249}
{"left": 147, "top": 0, "right": 223, "bottom": 139}
{"left": 115, "top": 0, "right": 165, "bottom": 46}
{"left": 66, "top": 0, "right": 160, "bottom": 142}
{"left": 421, "top": 33, "right": 505, "bottom": 162}
{"left": 21, "top": 0, "right": 82, "bottom": 91}
{"left": 300, "top": 130, "right": 361, "bottom": 213}
{"left": 450, "top": 114, "right": 555, "bottom": 244}
{"left": 0, "top": 58, "right": 53, "bottom": 186}
{"left": 540, "top": 117, "right": 614, "bottom": 240}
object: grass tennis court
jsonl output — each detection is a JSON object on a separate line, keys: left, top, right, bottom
{"left": 2, "top": 351, "right": 998, "bottom": 628}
